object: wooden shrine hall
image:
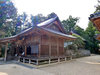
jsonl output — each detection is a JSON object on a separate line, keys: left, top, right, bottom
{"left": 0, "top": 13, "right": 76, "bottom": 65}
{"left": 89, "top": 12, "right": 100, "bottom": 40}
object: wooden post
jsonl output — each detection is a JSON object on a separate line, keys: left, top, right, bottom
{"left": 49, "top": 36, "right": 51, "bottom": 64}
{"left": 25, "top": 46, "right": 27, "bottom": 56}
{"left": 23, "top": 58, "right": 25, "bottom": 63}
{"left": 36, "top": 59, "right": 39, "bottom": 65}
{"left": 57, "top": 38, "right": 60, "bottom": 62}
{"left": 49, "top": 36, "right": 51, "bottom": 57}
{"left": 0, "top": 45, "right": 1, "bottom": 56}
{"left": 63, "top": 39, "right": 65, "bottom": 55}
{"left": 29, "top": 59, "right": 31, "bottom": 64}
{"left": 57, "top": 38, "right": 59, "bottom": 57}
{"left": 65, "top": 57, "right": 67, "bottom": 61}
{"left": 4, "top": 43, "right": 8, "bottom": 61}
{"left": 38, "top": 35, "right": 41, "bottom": 58}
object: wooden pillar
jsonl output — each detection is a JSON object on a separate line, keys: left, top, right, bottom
{"left": 49, "top": 36, "right": 51, "bottom": 64}
{"left": 38, "top": 35, "right": 41, "bottom": 58}
{"left": 25, "top": 46, "right": 27, "bottom": 56}
{"left": 57, "top": 37, "right": 59, "bottom": 57}
{"left": 57, "top": 38, "right": 60, "bottom": 62}
{"left": 4, "top": 43, "right": 8, "bottom": 61}
{"left": 67, "top": 41, "right": 69, "bottom": 50}
{"left": 16, "top": 44, "right": 19, "bottom": 55}
{"left": 0, "top": 45, "right": 1, "bottom": 56}
{"left": 63, "top": 39, "right": 65, "bottom": 54}
{"left": 49, "top": 36, "right": 51, "bottom": 58}
{"left": 36, "top": 59, "right": 39, "bottom": 65}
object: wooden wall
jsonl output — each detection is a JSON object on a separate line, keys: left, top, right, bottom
{"left": 40, "top": 34, "right": 65, "bottom": 57}
{"left": 59, "top": 38, "right": 64, "bottom": 56}
{"left": 16, "top": 32, "right": 65, "bottom": 57}
{"left": 41, "top": 35, "right": 49, "bottom": 56}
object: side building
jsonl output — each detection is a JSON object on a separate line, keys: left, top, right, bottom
{"left": 89, "top": 12, "right": 100, "bottom": 40}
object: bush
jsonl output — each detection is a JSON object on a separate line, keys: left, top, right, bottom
{"left": 65, "top": 44, "right": 77, "bottom": 50}
{"left": 1, "top": 47, "right": 5, "bottom": 57}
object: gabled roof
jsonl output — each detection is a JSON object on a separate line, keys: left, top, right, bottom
{"left": 42, "top": 27, "right": 76, "bottom": 39}
{"left": 37, "top": 16, "right": 57, "bottom": 27}
{"left": 89, "top": 12, "right": 100, "bottom": 20}
{"left": 89, "top": 12, "right": 100, "bottom": 40}
{"left": 89, "top": 12, "right": 100, "bottom": 31}
{"left": 37, "top": 13, "right": 66, "bottom": 34}
{"left": 0, "top": 13, "right": 76, "bottom": 43}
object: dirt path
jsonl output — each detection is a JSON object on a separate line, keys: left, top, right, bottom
{"left": 1, "top": 55, "right": 100, "bottom": 75}
{"left": 0, "top": 63, "right": 54, "bottom": 75}
{"left": 40, "top": 55, "right": 100, "bottom": 75}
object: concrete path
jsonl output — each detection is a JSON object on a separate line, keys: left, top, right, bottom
{"left": 40, "top": 55, "right": 100, "bottom": 75}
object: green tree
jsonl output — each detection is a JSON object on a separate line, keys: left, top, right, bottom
{"left": 62, "top": 16, "right": 79, "bottom": 33}
{"left": 72, "top": 34, "right": 85, "bottom": 49}
{"left": 74, "top": 25, "right": 85, "bottom": 36}
{"left": 30, "top": 14, "right": 47, "bottom": 26}
{"left": 95, "top": 0, "right": 100, "bottom": 12}
{"left": 0, "top": 0, "right": 17, "bottom": 37}
{"left": 84, "top": 22, "right": 100, "bottom": 53}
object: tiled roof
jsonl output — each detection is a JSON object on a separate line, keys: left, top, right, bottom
{"left": 37, "top": 17, "right": 57, "bottom": 27}
{"left": 42, "top": 27, "right": 76, "bottom": 39}
{"left": 0, "top": 14, "right": 76, "bottom": 42}
{"left": 89, "top": 12, "right": 100, "bottom": 20}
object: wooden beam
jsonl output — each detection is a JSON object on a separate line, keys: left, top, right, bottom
{"left": 4, "top": 43, "right": 8, "bottom": 61}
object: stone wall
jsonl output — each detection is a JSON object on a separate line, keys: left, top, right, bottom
{"left": 66, "top": 49, "right": 91, "bottom": 58}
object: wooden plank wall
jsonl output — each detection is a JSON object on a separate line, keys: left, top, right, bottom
{"left": 59, "top": 38, "right": 64, "bottom": 56}
{"left": 41, "top": 35, "right": 49, "bottom": 56}
{"left": 40, "top": 34, "right": 65, "bottom": 57}
{"left": 51, "top": 36, "right": 57, "bottom": 56}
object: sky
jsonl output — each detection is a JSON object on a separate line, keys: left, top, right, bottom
{"left": 13, "top": 0, "right": 98, "bottom": 29}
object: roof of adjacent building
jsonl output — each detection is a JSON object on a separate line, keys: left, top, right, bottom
{"left": 89, "top": 12, "right": 100, "bottom": 20}
{"left": 89, "top": 12, "right": 100, "bottom": 40}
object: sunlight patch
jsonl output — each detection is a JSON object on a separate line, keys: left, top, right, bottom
{"left": 0, "top": 72, "right": 8, "bottom": 75}
{"left": 86, "top": 61, "right": 100, "bottom": 65}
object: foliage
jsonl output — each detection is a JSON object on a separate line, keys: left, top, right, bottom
{"left": 62, "top": 16, "right": 79, "bottom": 33}
{"left": 30, "top": 14, "right": 47, "bottom": 26}
{"left": 61, "top": 16, "right": 85, "bottom": 49}
{"left": 0, "top": 0, "right": 17, "bottom": 37}
{"left": 66, "top": 44, "right": 77, "bottom": 50}
{"left": 72, "top": 34, "right": 85, "bottom": 49}
{"left": 61, "top": 13, "right": 100, "bottom": 54}
{"left": 74, "top": 25, "right": 85, "bottom": 37}
{"left": 0, "top": 0, "right": 49, "bottom": 37}
{"left": 95, "top": 0, "right": 100, "bottom": 12}
{"left": 84, "top": 21, "right": 100, "bottom": 53}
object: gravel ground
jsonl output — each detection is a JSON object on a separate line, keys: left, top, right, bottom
{"left": 1, "top": 55, "right": 100, "bottom": 75}
{"left": 0, "top": 63, "right": 54, "bottom": 75}
{"left": 40, "top": 55, "right": 100, "bottom": 75}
